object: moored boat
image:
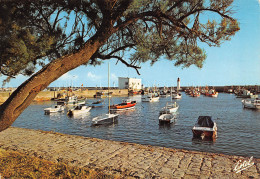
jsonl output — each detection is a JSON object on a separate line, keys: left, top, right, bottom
{"left": 242, "top": 98, "right": 260, "bottom": 109}
{"left": 142, "top": 93, "right": 159, "bottom": 102}
{"left": 192, "top": 116, "right": 217, "bottom": 139}
{"left": 91, "top": 100, "right": 104, "bottom": 107}
{"left": 205, "top": 89, "right": 218, "bottom": 98}
{"left": 94, "top": 91, "right": 104, "bottom": 98}
{"left": 110, "top": 99, "right": 136, "bottom": 111}
{"left": 92, "top": 62, "right": 119, "bottom": 126}
{"left": 65, "top": 96, "right": 86, "bottom": 105}
{"left": 160, "top": 102, "right": 179, "bottom": 115}
{"left": 191, "top": 90, "right": 200, "bottom": 97}
{"left": 236, "top": 89, "right": 258, "bottom": 98}
{"left": 159, "top": 89, "right": 170, "bottom": 97}
{"left": 159, "top": 113, "right": 176, "bottom": 124}
{"left": 172, "top": 92, "right": 182, "bottom": 99}
{"left": 44, "top": 105, "right": 64, "bottom": 114}
{"left": 67, "top": 105, "right": 91, "bottom": 116}
{"left": 92, "top": 113, "right": 119, "bottom": 126}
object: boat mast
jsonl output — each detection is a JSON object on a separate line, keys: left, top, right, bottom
{"left": 171, "top": 87, "right": 172, "bottom": 102}
{"left": 108, "top": 62, "right": 110, "bottom": 114}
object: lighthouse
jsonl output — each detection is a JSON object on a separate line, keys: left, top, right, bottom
{"left": 177, "top": 77, "right": 180, "bottom": 91}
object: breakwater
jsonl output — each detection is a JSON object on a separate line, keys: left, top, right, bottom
{"left": 0, "top": 127, "right": 259, "bottom": 178}
{"left": 0, "top": 89, "right": 129, "bottom": 103}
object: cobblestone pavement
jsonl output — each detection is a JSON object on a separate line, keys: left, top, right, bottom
{"left": 0, "top": 127, "right": 259, "bottom": 178}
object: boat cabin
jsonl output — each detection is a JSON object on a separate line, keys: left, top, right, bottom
{"left": 196, "top": 116, "right": 214, "bottom": 128}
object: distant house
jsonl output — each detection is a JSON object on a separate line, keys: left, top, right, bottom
{"left": 118, "top": 77, "right": 142, "bottom": 90}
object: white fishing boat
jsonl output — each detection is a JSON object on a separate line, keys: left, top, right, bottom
{"left": 236, "top": 89, "right": 258, "bottom": 98}
{"left": 172, "top": 92, "right": 182, "bottom": 99}
{"left": 160, "top": 87, "right": 179, "bottom": 115}
{"left": 159, "top": 88, "right": 170, "bottom": 97}
{"left": 67, "top": 105, "right": 91, "bottom": 116}
{"left": 242, "top": 98, "right": 260, "bottom": 109}
{"left": 159, "top": 113, "right": 176, "bottom": 124}
{"left": 66, "top": 96, "right": 86, "bottom": 105}
{"left": 160, "top": 102, "right": 179, "bottom": 115}
{"left": 141, "top": 93, "right": 159, "bottom": 102}
{"left": 44, "top": 105, "right": 64, "bottom": 114}
{"left": 92, "top": 62, "right": 119, "bottom": 126}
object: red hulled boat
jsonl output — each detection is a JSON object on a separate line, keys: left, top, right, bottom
{"left": 109, "top": 99, "right": 136, "bottom": 111}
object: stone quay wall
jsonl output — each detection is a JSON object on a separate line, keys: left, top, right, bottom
{"left": 0, "top": 89, "right": 129, "bottom": 103}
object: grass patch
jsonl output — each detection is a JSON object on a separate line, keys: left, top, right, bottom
{"left": 0, "top": 148, "right": 119, "bottom": 178}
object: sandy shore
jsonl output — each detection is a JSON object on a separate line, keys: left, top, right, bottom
{"left": 0, "top": 127, "right": 259, "bottom": 178}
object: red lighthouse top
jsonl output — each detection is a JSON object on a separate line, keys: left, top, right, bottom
{"left": 177, "top": 77, "right": 180, "bottom": 82}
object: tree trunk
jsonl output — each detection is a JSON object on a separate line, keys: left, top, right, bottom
{"left": 0, "top": 26, "right": 114, "bottom": 132}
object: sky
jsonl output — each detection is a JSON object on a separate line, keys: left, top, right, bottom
{"left": 1, "top": 0, "right": 260, "bottom": 88}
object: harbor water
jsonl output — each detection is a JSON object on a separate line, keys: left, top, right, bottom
{"left": 13, "top": 93, "right": 260, "bottom": 158}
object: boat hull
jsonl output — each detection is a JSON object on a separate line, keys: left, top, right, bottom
{"left": 67, "top": 106, "right": 91, "bottom": 116}
{"left": 142, "top": 97, "right": 159, "bottom": 102}
{"left": 159, "top": 114, "right": 176, "bottom": 124}
{"left": 92, "top": 114, "right": 119, "bottom": 126}
{"left": 172, "top": 95, "right": 181, "bottom": 99}
{"left": 172, "top": 92, "right": 182, "bottom": 99}
{"left": 192, "top": 129, "right": 217, "bottom": 139}
{"left": 242, "top": 99, "right": 260, "bottom": 109}
{"left": 91, "top": 101, "right": 104, "bottom": 107}
{"left": 110, "top": 105, "right": 135, "bottom": 111}
{"left": 44, "top": 108, "right": 61, "bottom": 114}
{"left": 206, "top": 93, "right": 218, "bottom": 97}
{"left": 237, "top": 95, "right": 258, "bottom": 98}
{"left": 160, "top": 105, "right": 179, "bottom": 115}
{"left": 44, "top": 105, "right": 64, "bottom": 114}
{"left": 110, "top": 102, "right": 136, "bottom": 111}
{"left": 67, "top": 99, "right": 86, "bottom": 105}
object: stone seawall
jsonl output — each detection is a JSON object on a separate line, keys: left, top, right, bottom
{"left": 0, "top": 127, "right": 259, "bottom": 178}
{"left": 0, "top": 89, "right": 129, "bottom": 103}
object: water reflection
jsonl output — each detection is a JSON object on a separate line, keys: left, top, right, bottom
{"left": 48, "top": 112, "right": 65, "bottom": 121}
{"left": 192, "top": 137, "right": 215, "bottom": 146}
{"left": 68, "top": 112, "right": 90, "bottom": 120}
{"left": 158, "top": 123, "right": 177, "bottom": 130}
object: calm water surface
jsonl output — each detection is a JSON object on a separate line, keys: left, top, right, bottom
{"left": 13, "top": 93, "right": 260, "bottom": 158}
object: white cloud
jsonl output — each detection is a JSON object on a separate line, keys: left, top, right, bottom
{"left": 87, "top": 72, "right": 101, "bottom": 81}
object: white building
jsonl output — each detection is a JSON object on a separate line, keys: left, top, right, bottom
{"left": 118, "top": 77, "right": 142, "bottom": 90}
